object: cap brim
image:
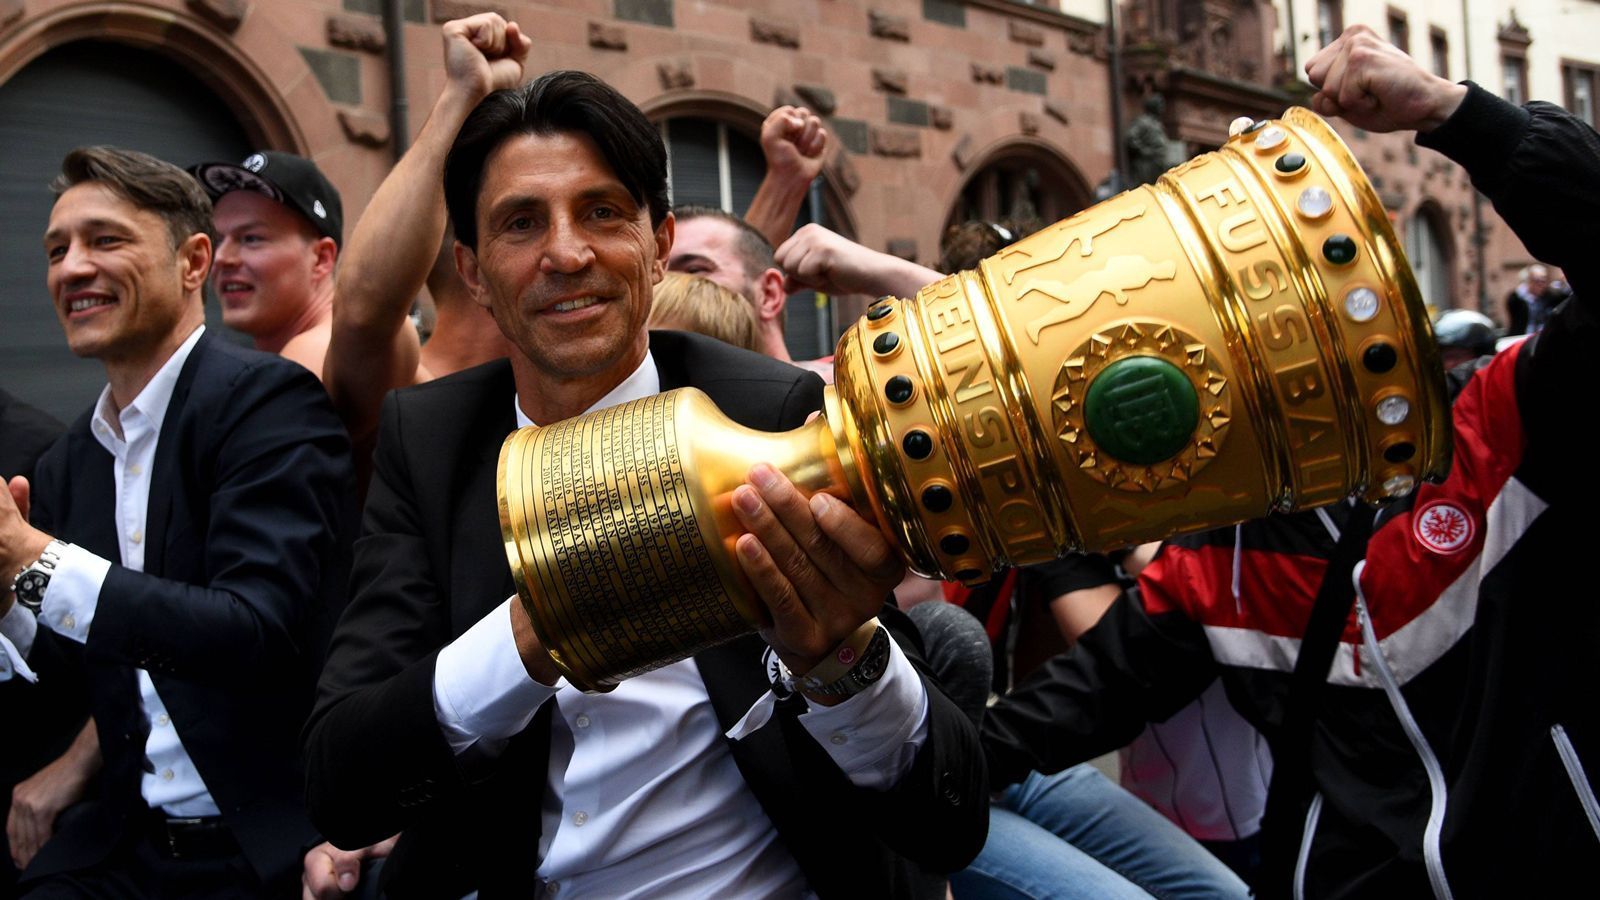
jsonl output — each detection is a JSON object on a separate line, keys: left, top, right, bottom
{"left": 190, "top": 163, "right": 285, "bottom": 204}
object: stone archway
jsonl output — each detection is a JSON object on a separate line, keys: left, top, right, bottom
{"left": 0, "top": 3, "right": 303, "bottom": 152}
{"left": 638, "top": 66, "right": 858, "bottom": 242}
{"left": 942, "top": 137, "right": 1095, "bottom": 238}
{"left": 1405, "top": 199, "right": 1457, "bottom": 310}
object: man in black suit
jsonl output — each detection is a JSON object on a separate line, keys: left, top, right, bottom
{"left": 303, "top": 35, "right": 986, "bottom": 898}
{"left": 0, "top": 146, "right": 352, "bottom": 895}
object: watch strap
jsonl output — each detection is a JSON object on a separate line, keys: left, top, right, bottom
{"left": 766, "top": 619, "right": 891, "bottom": 699}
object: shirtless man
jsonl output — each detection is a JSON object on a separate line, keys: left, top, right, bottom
{"left": 190, "top": 151, "right": 344, "bottom": 376}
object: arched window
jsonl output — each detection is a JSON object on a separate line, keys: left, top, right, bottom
{"left": 944, "top": 143, "right": 1092, "bottom": 238}
{"left": 0, "top": 41, "right": 252, "bottom": 422}
{"left": 659, "top": 117, "right": 768, "bottom": 214}
{"left": 657, "top": 113, "right": 856, "bottom": 360}
{"left": 1405, "top": 203, "right": 1455, "bottom": 310}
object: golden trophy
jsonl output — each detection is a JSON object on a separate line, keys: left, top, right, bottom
{"left": 500, "top": 108, "right": 1451, "bottom": 691}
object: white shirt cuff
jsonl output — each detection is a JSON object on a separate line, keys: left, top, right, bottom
{"left": 38, "top": 543, "right": 111, "bottom": 645}
{"left": 433, "top": 597, "right": 561, "bottom": 756}
{"left": 798, "top": 638, "right": 930, "bottom": 790}
{"left": 0, "top": 604, "right": 39, "bottom": 682}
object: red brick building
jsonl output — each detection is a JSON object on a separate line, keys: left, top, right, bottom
{"left": 0, "top": 0, "right": 1570, "bottom": 420}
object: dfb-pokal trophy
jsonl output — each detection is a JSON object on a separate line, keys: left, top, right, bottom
{"left": 499, "top": 108, "right": 1450, "bottom": 691}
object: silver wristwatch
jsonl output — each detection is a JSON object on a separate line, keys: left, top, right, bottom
{"left": 765, "top": 625, "right": 893, "bottom": 699}
{"left": 11, "top": 540, "right": 67, "bottom": 613}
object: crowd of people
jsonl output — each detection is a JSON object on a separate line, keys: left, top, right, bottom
{"left": 0, "top": 16, "right": 1592, "bottom": 900}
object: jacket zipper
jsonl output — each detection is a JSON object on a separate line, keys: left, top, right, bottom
{"left": 1293, "top": 792, "right": 1323, "bottom": 900}
{"left": 1353, "top": 561, "right": 1455, "bottom": 900}
{"left": 1550, "top": 724, "right": 1600, "bottom": 842}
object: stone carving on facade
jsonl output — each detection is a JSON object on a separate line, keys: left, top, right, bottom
{"left": 657, "top": 59, "right": 693, "bottom": 90}
{"left": 588, "top": 22, "right": 628, "bottom": 51}
{"left": 1122, "top": 0, "right": 1274, "bottom": 85}
{"left": 186, "top": 0, "right": 248, "bottom": 33}
{"left": 869, "top": 9, "right": 910, "bottom": 42}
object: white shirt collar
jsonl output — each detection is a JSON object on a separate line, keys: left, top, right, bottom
{"left": 515, "top": 349, "right": 659, "bottom": 429}
{"left": 91, "top": 325, "right": 206, "bottom": 447}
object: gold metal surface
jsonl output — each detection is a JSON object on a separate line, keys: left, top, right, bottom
{"left": 499, "top": 109, "right": 1452, "bottom": 690}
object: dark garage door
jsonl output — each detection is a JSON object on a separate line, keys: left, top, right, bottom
{"left": 0, "top": 41, "right": 252, "bottom": 424}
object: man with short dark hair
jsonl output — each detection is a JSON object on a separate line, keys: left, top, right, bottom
{"left": 669, "top": 205, "right": 801, "bottom": 365}
{"left": 304, "top": 52, "right": 986, "bottom": 897}
{"left": 0, "top": 146, "right": 352, "bottom": 896}
{"left": 189, "top": 150, "right": 345, "bottom": 377}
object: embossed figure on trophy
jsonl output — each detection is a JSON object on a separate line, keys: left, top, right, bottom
{"left": 994, "top": 204, "right": 1149, "bottom": 286}
{"left": 1023, "top": 256, "right": 1180, "bottom": 343}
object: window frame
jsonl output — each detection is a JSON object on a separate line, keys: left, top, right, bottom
{"left": 1563, "top": 59, "right": 1600, "bottom": 126}
{"left": 1386, "top": 6, "right": 1410, "bottom": 55}
{"left": 1498, "top": 16, "right": 1533, "bottom": 106}
{"left": 1316, "top": 0, "right": 1345, "bottom": 48}
{"left": 1429, "top": 26, "right": 1449, "bottom": 79}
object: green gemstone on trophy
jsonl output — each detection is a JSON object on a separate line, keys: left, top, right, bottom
{"left": 1084, "top": 356, "right": 1200, "bottom": 465}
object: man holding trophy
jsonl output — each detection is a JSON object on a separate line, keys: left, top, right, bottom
{"left": 302, "top": 15, "right": 987, "bottom": 898}
{"left": 305, "top": 7, "right": 1595, "bottom": 897}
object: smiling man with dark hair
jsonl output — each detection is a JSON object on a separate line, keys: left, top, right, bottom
{"left": 304, "top": 29, "right": 986, "bottom": 897}
{"left": 0, "top": 146, "right": 351, "bottom": 896}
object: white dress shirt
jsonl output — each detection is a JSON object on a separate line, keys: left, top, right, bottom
{"left": 430, "top": 351, "right": 930, "bottom": 896}
{"left": 0, "top": 325, "right": 218, "bottom": 816}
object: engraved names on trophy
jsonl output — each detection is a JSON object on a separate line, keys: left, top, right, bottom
{"left": 538, "top": 393, "right": 738, "bottom": 681}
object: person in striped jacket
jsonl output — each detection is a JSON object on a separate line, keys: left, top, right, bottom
{"left": 983, "top": 25, "right": 1599, "bottom": 899}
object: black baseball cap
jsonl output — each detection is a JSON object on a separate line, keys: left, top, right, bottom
{"left": 190, "top": 151, "right": 343, "bottom": 246}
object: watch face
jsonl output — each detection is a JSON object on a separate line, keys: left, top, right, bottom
{"left": 856, "top": 630, "right": 891, "bottom": 683}
{"left": 16, "top": 571, "right": 48, "bottom": 606}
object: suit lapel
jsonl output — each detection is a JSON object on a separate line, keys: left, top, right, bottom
{"left": 66, "top": 430, "right": 120, "bottom": 563}
{"left": 694, "top": 633, "right": 772, "bottom": 733}
{"left": 450, "top": 375, "right": 518, "bottom": 629}
{"left": 142, "top": 333, "right": 208, "bottom": 578}
{"left": 651, "top": 330, "right": 688, "bottom": 392}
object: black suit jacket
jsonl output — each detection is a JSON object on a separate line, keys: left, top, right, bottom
{"left": 306, "top": 331, "right": 987, "bottom": 898}
{"left": 21, "top": 332, "right": 354, "bottom": 888}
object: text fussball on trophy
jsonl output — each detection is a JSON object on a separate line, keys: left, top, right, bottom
{"left": 498, "top": 108, "right": 1451, "bottom": 691}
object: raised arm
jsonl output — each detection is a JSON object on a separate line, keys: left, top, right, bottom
{"left": 323, "top": 14, "right": 530, "bottom": 444}
{"left": 776, "top": 223, "right": 943, "bottom": 300}
{"left": 743, "top": 106, "right": 829, "bottom": 249}
{"left": 1307, "top": 24, "right": 1600, "bottom": 459}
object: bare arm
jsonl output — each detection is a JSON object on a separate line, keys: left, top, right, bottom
{"left": 777, "top": 224, "right": 943, "bottom": 300}
{"left": 8, "top": 720, "right": 100, "bottom": 870}
{"left": 743, "top": 106, "right": 829, "bottom": 249}
{"left": 1047, "top": 583, "right": 1120, "bottom": 647}
{"left": 323, "top": 14, "right": 530, "bottom": 443}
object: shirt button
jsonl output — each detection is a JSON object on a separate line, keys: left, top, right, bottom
{"left": 156, "top": 714, "right": 170, "bottom": 726}
{"left": 161, "top": 769, "right": 175, "bottom": 782}
{"left": 128, "top": 464, "right": 143, "bottom": 476}
{"left": 129, "top": 529, "right": 143, "bottom": 544}
{"left": 546, "top": 883, "right": 560, "bottom": 896}
{"left": 572, "top": 811, "right": 588, "bottom": 826}
{"left": 574, "top": 714, "right": 591, "bottom": 729}
{"left": 829, "top": 733, "right": 848, "bottom": 746}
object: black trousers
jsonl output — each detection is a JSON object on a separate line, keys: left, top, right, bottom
{"left": 19, "top": 826, "right": 287, "bottom": 900}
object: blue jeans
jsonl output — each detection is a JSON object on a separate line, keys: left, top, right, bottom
{"left": 950, "top": 766, "right": 1251, "bottom": 899}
